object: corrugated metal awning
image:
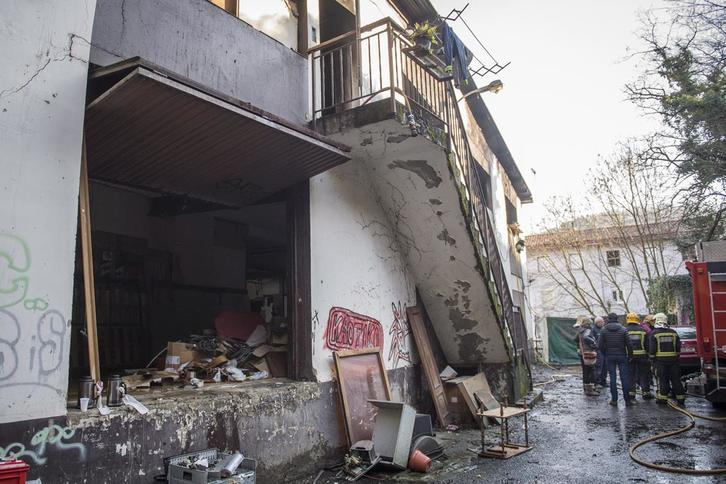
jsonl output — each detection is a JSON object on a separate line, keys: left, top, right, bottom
{"left": 85, "top": 59, "right": 350, "bottom": 206}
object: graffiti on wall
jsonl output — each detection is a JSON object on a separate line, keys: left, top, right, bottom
{"left": 0, "top": 233, "right": 65, "bottom": 393}
{"left": 387, "top": 302, "right": 411, "bottom": 368}
{"left": 0, "top": 420, "right": 86, "bottom": 465}
{"left": 323, "top": 307, "right": 384, "bottom": 351}
{"left": 0, "top": 233, "right": 31, "bottom": 308}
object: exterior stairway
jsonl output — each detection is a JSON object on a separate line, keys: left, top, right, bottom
{"left": 311, "top": 19, "right": 530, "bottom": 395}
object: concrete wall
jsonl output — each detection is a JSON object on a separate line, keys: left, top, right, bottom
{"left": 0, "top": 365, "right": 430, "bottom": 483}
{"left": 310, "top": 160, "right": 417, "bottom": 382}
{"left": 0, "top": 0, "right": 96, "bottom": 424}
{"left": 90, "top": 0, "right": 309, "bottom": 124}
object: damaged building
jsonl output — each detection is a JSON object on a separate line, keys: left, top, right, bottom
{"left": 0, "top": 0, "right": 533, "bottom": 481}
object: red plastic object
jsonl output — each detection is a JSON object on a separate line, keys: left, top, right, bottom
{"left": 214, "top": 310, "right": 263, "bottom": 340}
{"left": 0, "top": 460, "right": 30, "bottom": 484}
{"left": 408, "top": 449, "right": 432, "bottom": 473}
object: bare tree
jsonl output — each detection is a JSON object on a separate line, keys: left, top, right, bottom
{"left": 531, "top": 147, "right": 686, "bottom": 315}
{"left": 590, "top": 143, "right": 686, "bottom": 310}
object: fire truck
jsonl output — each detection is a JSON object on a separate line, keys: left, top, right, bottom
{"left": 686, "top": 240, "right": 726, "bottom": 407}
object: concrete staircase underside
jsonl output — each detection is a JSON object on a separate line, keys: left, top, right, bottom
{"left": 327, "top": 117, "right": 510, "bottom": 365}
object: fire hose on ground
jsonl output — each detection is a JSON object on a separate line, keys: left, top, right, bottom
{"left": 629, "top": 397, "right": 726, "bottom": 475}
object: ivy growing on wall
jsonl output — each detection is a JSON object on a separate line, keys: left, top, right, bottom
{"left": 647, "top": 274, "right": 693, "bottom": 322}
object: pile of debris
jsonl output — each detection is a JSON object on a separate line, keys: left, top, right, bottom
{"left": 326, "top": 306, "right": 509, "bottom": 481}
{"left": 123, "top": 311, "right": 289, "bottom": 391}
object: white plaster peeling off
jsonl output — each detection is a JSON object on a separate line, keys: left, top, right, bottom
{"left": 115, "top": 443, "right": 128, "bottom": 457}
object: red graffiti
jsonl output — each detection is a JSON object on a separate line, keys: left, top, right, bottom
{"left": 324, "top": 307, "right": 384, "bottom": 351}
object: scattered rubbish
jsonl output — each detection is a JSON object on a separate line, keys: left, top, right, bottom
{"left": 439, "top": 366, "right": 458, "bottom": 381}
{"left": 95, "top": 381, "right": 111, "bottom": 416}
{"left": 165, "top": 448, "right": 256, "bottom": 484}
{"left": 189, "top": 378, "right": 204, "bottom": 389}
{"left": 411, "top": 414, "right": 434, "bottom": 441}
{"left": 122, "top": 394, "right": 149, "bottom": 415}
{"left": 244, "top": 325, "right": 268, "bottom": 347}
{"left": 343, "top": 440, "right": 380, "bottom": 481}
{"left": 166, "top": 342, "right": 197, "bottom": 371}
{"left": 333, "top": 349, "right": 392, "bottom": 445}
{"left": 106, "top": 374, "right": 126, "bottom": 407}
{"left": 248, "top": 371, "right": 268, "bottom": 380}
{"left": 221, "top": 452, "right": 245, "bottom": 478}
{"left": 225, "top": 367, "right": 247, "bottom": 382}
{"left": 77, "top": 375, "right": 95, "bottom": 409}
{"left": 446, "top": 373, "right": 498, "bottom": 427}
{"left": 408, "top": 449, "right": 432, "bottom": 473}
{"left": 446, "top": 424, "right": 459, "bottom": 432}
{"left": 410, "top": 435, "right": 444, "bottom": 459}
{"left": 370, "top": 400, "right": 416, "bottom": 469}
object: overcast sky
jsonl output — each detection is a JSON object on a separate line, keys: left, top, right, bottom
{"left": 431, "top": 0, "right": 666, "bottom": 232}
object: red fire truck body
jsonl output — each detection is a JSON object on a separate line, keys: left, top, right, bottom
{"left": 686, "top": 241, "right": 726, "bottom": 405}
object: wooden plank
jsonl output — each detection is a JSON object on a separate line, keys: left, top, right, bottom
{"left": 406, "top": 306, "right": 450, "bottom": 428}
{"left": 79, "top": 138, "right": 101, "bottom": 382}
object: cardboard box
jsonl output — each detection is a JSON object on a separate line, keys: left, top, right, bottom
{"left": 444, "top": 380, "right": 477, "bottom": 426}
{"left": 165, "top": 342, "right": 196, "bottom": 371}
{"left": 445, "top": 373, "right": 499, "bottom": 427}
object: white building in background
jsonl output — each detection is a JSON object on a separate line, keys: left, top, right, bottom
{"left": 525, "top": 221, "right": 687, "bottom": 359}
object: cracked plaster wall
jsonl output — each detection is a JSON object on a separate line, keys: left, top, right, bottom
{"left": 309, "top": 160, "right": 417, "bottom": 382}
{"left": 325, "top": 119, "right": 510, "bottom": 366}
{"left": 0, "top": 0, "right": 97, "bottom": 423}
{"left": 90, "top": 0, "right": 309, "bottom": 124}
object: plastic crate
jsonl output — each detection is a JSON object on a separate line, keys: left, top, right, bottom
{"left": 165, "top": 448, "right": 256, "bottom": 484}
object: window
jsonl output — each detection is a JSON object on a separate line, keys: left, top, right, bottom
{"left": 606, "top": 250, "right": 621, "bottom": 267}
{"left": 612, "top": 289, "right": 624, "bottom": 301}
{"left": 505, "top": 198, "right": 518, "bottom": 225}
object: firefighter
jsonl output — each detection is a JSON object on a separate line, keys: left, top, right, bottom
{"left": 625, "top": 312, "right": 653, "bottom": 399}
{"left": 649, "top": 312, "right": 685, "bottom": 406}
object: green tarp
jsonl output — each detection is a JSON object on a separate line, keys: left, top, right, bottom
{"left": 547, "top": 317, "right": 579, "bottom": 365}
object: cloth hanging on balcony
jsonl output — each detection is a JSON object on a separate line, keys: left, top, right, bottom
{"left": 441, "top": 23, "right": 473, "bottom": 88}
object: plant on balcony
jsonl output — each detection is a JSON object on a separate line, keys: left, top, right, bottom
{"left": 408, "top": 21, "right": 438, "bottom": 52}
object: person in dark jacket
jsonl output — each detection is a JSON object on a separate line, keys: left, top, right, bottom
{"left": 649, "top": 313, "right": 685, "bottom": 406}
{"left": 626, "top": 312, "right": 653, "bottom": 399}
{"left": 598, "top": 313, "right": 632, "bottom": 405}
{"left": 574, "top": 318, "right": 599, "bottom": 395}
{"left": 592, "top": 316, "right": 607, "bottom": 388}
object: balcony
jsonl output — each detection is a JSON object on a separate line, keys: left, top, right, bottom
{"left": 309, "top": 19, "right": 530, "bottom": 390}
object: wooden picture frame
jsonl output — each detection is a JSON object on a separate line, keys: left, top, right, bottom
{"left": 333, "top": 348, "right": 392, "bottom": 446}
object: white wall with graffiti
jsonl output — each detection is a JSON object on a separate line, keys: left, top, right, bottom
{"left": 0, "top": 1, "right": 97, "bottom": 424}
{"left": 310, "top": 161, "right": 417, "bottom": 383}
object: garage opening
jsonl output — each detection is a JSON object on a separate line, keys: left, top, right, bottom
{"left": 67, "top": 183, "right": 298, "bottom": 399}
{"left": 66, "top": 58, "right": 348, "bottom": 406}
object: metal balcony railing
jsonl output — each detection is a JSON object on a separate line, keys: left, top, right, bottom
{"left": 309, "top": 18, "right": 448, "bottom": 126}
{"left": 309, "top": 18, "right": 530, "bottom": 376}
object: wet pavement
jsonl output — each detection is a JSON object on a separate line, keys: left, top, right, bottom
{"left": 305, "top": 366, "right": 726, "bottom": 483}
